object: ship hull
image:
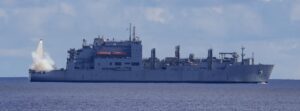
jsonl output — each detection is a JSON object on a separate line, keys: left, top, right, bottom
{"left": 30, "top": 65, "right": 273, "bottom": 83}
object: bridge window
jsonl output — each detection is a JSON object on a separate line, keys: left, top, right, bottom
{"left": 131, "top": 62, "right": 140, "bottom": 66}
{"left": 115, "top": 62, "right": 122, "bottom": 66}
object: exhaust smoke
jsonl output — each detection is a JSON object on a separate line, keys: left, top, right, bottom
{"left": 30, "top": 39, "right": 55, "bottom": 72}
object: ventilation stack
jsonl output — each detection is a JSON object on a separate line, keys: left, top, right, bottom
{"left": 207, "top": 49, "right": 213, "bottom": 70}
{"left": 175, "top": 45, "right": 180, "bottom": 65}
{"left": 150, "top": 48, "right": 156, "bottom": 69}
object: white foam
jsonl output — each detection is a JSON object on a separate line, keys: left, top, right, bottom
{"left": 30, "top": 40, "right": 55, "bottom": 72}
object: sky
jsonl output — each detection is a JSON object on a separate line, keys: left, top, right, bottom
{"left": 0, "top": 0, "right": 299, "bottom": 79}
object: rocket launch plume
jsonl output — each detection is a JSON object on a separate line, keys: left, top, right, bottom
{"left": 31, "top": 39, "right": 55, "bottom": 72}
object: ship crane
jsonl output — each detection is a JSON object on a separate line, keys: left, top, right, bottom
{"left": 219, "top": 52, "right": 238, "bottom": 59}
{"left": 219, "top": 52, "right": 239, "bottom": 63}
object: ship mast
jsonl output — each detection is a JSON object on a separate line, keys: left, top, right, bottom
{"left": 129, "top": 23, "right": 132, "bottom": 42}
{"left": 133, "top": 26, "right": 136, "bottom": 41}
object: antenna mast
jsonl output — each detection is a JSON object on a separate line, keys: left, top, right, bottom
{"left": 129, "top": 23, "right": 132, "bottom": 41}
{"left": 133, "top": 26, "right": 136, "bottom": 41}
{"left": 82, "top": 39, "right": 87, "bottom": 47}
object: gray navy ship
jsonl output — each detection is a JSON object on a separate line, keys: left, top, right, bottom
{"left": 29, "top": 25, "right": 274, "bottom": 83}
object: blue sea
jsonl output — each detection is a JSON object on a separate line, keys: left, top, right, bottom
{"left": 0, "top": 78, "right": 300, "bottom": 111}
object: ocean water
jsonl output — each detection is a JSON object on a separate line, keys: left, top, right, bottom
{"left": 0, "top": 78, "right": 300, "bottom": 111}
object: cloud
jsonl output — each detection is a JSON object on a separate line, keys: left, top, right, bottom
{"left": 228, "top": 5, "right": 264, "bottom": 34}
{"left": 0, "top": 9, "right": 7, "bottom": 18}
{"left": 11, "top": 6, "right": 56, "bottom": 37}
{"left": 145, "top": 7, "right": 171, "bottom": 23}
{"left": 0, "top": 48, "right": 29, "bottom": 57}
{"left": 188, "top": 6, "right": 226, "bottom": 37}
{"left": 7, "top": 2, "right": 77, "bottom": 38}
{"left": 262, "top": 0, "right": 272, "bottom": 2}
{"left": 211, "top": 6, "right": 223, "bottom": 14}
{"left": 261, "top": 0, "right": 284, "bottom": 3}
{"left": 291, "top": 1, "right": 300, "bottom": 21}
{"left": 1, "top": 0, "right": 15, "bottom": 6}
{"left": 60, "top": 2, "right": 76, "bottom": 16}
{"left": 185, "top": 4, "right": 263, "bottom": 38}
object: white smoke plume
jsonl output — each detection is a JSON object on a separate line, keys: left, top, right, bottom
{"left": 30, "top": 39, "right": 55, "bottom": 72}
